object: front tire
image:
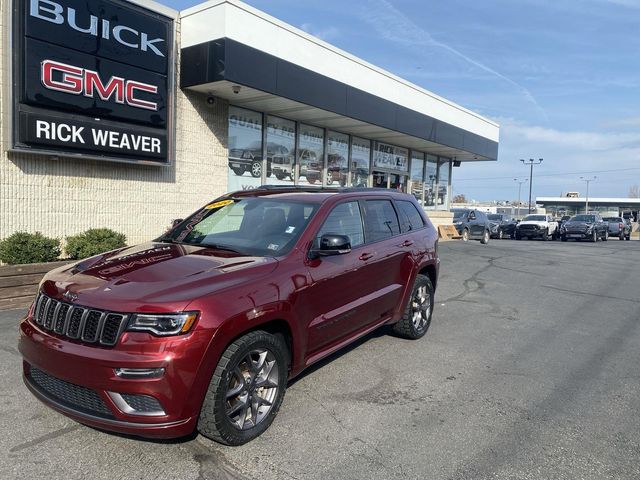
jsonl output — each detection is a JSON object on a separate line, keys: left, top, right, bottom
{"left": 591, "top": 230, "right": 597, "bottom": 242}
{"left": 603, "top": 230, "right": 608, "bottom": 241}
{"left": 462, "top": 228, "right": 470, "bottom": 242}
{"left": 231, "top": 167, "right": 245, "bottom": 176}
{"left": 542, "top": 228, "right": 549, "bottom": 241}
{"left": 392, "top": 274, "right": 434, "bottom": 339}
{"left": 480, "top": 229, "right": 490, "bottom": 244}
{"left": 250, "top": 161, "right": 262, "bottom": 178}
{"left": 198, "top": 331, "right": 288, "bottom": 446}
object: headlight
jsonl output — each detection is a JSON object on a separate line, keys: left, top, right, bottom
{"left": 127, "top": 312, "right": 199, "bottom": 336}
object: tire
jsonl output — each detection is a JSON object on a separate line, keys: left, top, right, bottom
{"left": 480, "top": 229, "right": 490, "bottom": 244}
{"left": 542, "top": 228, "right": 549, "bottom": 241}
{"left": 392, "top": 274, "right": 434, "bottom": 339}
{"left": 619, "top": 232, "right": 625, "bottom": 241}
{"left": 626, "top": 234, "right": 630, "bottom": 241}
{"left": 498, "top": 229, "right": 504, "bottom": 240}
{"left": 603, "top": 230, "right": 608, "bottom": 242}
{"left": 516, "top": 232, "right": 522, "bottom": 240}
{"left": 307, "top": 176, "right": 318, "bottom": 185}
{"left": 274, "top": 172, "right": 286, "bottom": 181}
{"left": 198, "top": 331, "right": 288, "bottom": 446}
{"left": 462, "top": 228, "right": 470, "bottom": 242}
{"left": 231, "top": 167, "right": 245, "bottom": 176}
{"left": 561, "top": 235, "right": 567, "bottom": 242}
{"left": 591, "top": 230, "right": 597, "bottom": 242}
{"left": 250, "top": 161, "right": 262, "bottom": 178}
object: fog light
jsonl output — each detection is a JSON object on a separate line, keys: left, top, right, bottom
{"left": 114, "top": 367, "right": 165, "bottom": 379}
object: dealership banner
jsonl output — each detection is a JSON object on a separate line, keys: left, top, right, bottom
{"left": 12, "top": 0, "right": 175, "bottom": 164}
{"left": 373, "top": 142, "right": 409, "bottom": 171}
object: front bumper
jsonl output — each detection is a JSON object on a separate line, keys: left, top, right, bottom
{"left": 517, "top": 228, "right": 545, "bottom": 237}
{"left": 563, "top": 230, "right": 591, "bottom": 239}
{"left": 19, "top": 314, "right": 216, "bottom": 439}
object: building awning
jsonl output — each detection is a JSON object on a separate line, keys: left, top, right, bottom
{"left": 179, "top": 0, "right": 499, "bottom": 162}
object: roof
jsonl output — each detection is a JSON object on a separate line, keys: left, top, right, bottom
{"left": 226, "top": 185, "right": 417, "bottom": 202}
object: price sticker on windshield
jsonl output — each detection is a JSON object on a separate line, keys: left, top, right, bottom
{"left": 204, "top": 199, "right": 234, "bottom": 210}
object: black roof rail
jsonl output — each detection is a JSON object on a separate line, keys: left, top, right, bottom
{"left": 252, "top": 185, "right": 408, "bottom": 194}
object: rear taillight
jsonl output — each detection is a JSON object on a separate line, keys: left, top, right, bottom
{"left": 619, "top": 223, "right": 624, "bottom": 230}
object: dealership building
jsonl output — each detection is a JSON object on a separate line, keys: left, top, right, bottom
{"left": 0, "top": 0, "right": 500, "bottom": 245}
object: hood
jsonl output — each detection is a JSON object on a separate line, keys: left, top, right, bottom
{"left": 519, "top": 220, "right": 544, "bottom": 226}
{"left": 40, "top": 243, "right": 278, "bottom": 311}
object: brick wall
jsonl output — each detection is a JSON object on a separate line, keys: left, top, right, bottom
{"left": 0, "top": 3, "right": 230, "bottom": 247}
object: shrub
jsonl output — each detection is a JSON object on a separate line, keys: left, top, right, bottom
{"left": 65, "top": 228, "right": 127, "bottom": 260}
{"left": 0, "top": 232, "right": 61, "bottom": 265}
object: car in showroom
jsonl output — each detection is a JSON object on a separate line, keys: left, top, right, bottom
{"left": 487, "top": 213, "right": 518, "bottom": 239}
{"left": 452, "top": 209, "right": 491, "bottom": 244}
{"left": 603, "top": 216, "right": 631, "bottom": 241}
{"left": 560, "top": 213, "right": 609, "bottom": 242}
{"left": 19, "top": 187, "right": 439, "bottom": 446}
{"left": 271, "top": 149, "right": 321, "bottom": 184}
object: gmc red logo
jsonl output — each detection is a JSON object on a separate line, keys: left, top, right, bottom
{"left": 41, "top": 59, "right": 158, "bottom": 111}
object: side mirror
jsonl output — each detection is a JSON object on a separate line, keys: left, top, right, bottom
{"left": 309, "top": 234, "right": 351, "bottom": 259}
{"left": 170, "top": 218, "right": 184, "bottom": 229}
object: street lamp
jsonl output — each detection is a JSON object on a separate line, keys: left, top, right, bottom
{"left": 520, "top": 158, "right": 543, "bottom": 213}
{"left": 514, "top": 178, "right": 528, "bottom": 217}
{"left": 580, "top": 176, "right": 596, "bottom": 214}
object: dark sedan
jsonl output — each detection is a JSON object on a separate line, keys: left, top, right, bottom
{"left": 487, "top": 213, "right": 518, "bottom": 239}
{"left": 561, "top": 214, "right": 609, "bottom": 242}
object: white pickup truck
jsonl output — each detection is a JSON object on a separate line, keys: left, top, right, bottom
{"left": 515, "top": 214, "right": 559, "bottom": 240}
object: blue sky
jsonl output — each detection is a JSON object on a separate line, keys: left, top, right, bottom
{"left": 167, "top": 0, "right": 640, "bottom": 201}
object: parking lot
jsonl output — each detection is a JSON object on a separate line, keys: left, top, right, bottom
{"left": 1, "top": 238, "right": 640, "bottom": 480}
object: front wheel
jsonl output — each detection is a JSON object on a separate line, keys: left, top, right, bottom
{"left": 591, "top": 230, "right": 597, "bottom": 242}
{"left": 392, "top": 274, "right": 434, "bottom": 339}
{"left": 198, "top": 331, "right": 288, "bottom": 446}
{"left": 498, "top": 229, "right": 504, "bottom": 240}
{"left": 542, "top": 228, "right": 549, "bottom": 241}
{"left": 462, "top": 228, "right": 470, "bottom": 242}
{"left": 603, "top": 230, "right": 608, "bottom": 241}
{"left": 480, "top": 229, "right": 490, "bottom": 244}
{"left": 250, "top": 161, "right": 262, "bottom": 178}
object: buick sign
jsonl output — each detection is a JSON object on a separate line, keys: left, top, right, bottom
{"left": 12, "top": 0, "right": 175, "bottom": 164}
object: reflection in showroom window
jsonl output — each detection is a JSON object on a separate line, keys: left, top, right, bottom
{"left": 326, "top": 131, "right": 349, "bottom": 187}
{"left": 267, "top": 116, "right": 296, "bottom": 186}
{"left": 316, "top": 201, "right": 364, "bottom": 247}
{"left": 298, "top": 124, "right": 324, "bottom": 186}
{"left": 228, "top": 107, "right": 263, "bottom": 191}
{"left": 351, "top": 137, "right": 370, "bottom": 187}
{"left": 424, "top": 155, "right": 438, "bottom": 209}
{"left": 437, "top": 159, "right": 451, "bottom": 209}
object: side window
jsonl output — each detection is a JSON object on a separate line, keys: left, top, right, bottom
{"left": 396, "top": 200, "right": 425, "bottom": 233}
{"left": 468, "top": 211, "right": 476, "bottom": 221}
{"left": 316, "top": 201, "right": 364, "bottom": 247}
{"left": 363, "top": 200, "right": 400, "bottom": 242}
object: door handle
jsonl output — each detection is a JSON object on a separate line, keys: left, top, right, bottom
{"left": 359, "top": 252, "right": 374, "bottom": 261}
{"left": 398, "top": 240, "right": 414, "bottom": 247}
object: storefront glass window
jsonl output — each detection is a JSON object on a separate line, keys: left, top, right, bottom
{"left": 326, "top": 131, "right": 349, "bottom": 187}
{"left": 373, "top": 142, "right": 409, "bottom": 172}
{"left": 350, "top": 137, "right": 370, "bottom": 187}
{"left": 228, "top": 107, "right": 263, "bottom": 191}
{"left": 423, "top": 155, "right": 438, "bottom": 209}
{"left": 437, "top": 158, "right": 451, "bottom": 209}
{"left": 266, "top": 116, "right": 295, "bottom": 186}
{"left": 410, "top": 152, "right": 425, "bottom": 205}
{"left": 298, "top": 124, "right": 324, "bottom": 186}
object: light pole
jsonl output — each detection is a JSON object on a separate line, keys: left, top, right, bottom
{"left": 514, "top": 178, "right": 528, "bottom": 217}
{"left": 520, "top": 158, "right": 543, "bottom": 213}
{"left": 580, "top": 176, "right": 596, "bottom": 214}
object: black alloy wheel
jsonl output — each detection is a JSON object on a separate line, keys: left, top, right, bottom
{"left": 392, "top": 274, "right": 434, "bottom": 339}
{"left": 198, "top": 331, "right": 288, "bottom": 446}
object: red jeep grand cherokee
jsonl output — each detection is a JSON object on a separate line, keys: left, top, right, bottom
{"left": 19, "top": 186, "right": 439, "bottom": 445}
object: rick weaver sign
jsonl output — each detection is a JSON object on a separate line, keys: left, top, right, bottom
{"left": 12, "top": 0, "right": 174, "bottom": 164}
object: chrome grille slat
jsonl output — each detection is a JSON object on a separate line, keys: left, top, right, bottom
{"left": 32, "top": 293, "right": 126, "bottom": 347}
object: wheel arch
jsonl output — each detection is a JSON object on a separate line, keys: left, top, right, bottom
{"left": 418, "top": 263, "right": 438, "bottom": 291}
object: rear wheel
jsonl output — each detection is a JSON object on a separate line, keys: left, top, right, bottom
{"left": 603, "top": 230, "right": 608, "bottom": 241}
{"left": 231, "top": 167, "right": 245, "bottom": 176}
{"left": 198, "top": 331, "right": 288, "bottom": 446}
{"left": 619, "top": 232, "right": 625, "bottom": 241}
{"left": 542, "top": 228, "right": 549, "bottom": 241}
{"left": 392, "top": 274, "right": 434, "bottom": 339}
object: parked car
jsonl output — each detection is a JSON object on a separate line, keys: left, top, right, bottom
{"left": 270, "top": 149, "right": 321, "bottom": 183}
{"left": 560, "top": 213, "right": 609, "bottom": 242}
{"left": 326, "top": 153, "right": 348, "bottom": 186}
{"left": 19, "top": 187, "right": 439, "bottom": 446}
{"left": 515, "top": 214, "right": 559, "bottom": 241}
{"left": 603, "top": 216, "right": 631, "bottom": 241}
{"left": 487, "top": 213, "right": 518, "bottom": 239}
{"left": 452, "top": 209, "right": 491, "bottom": 244}
{"left": 228, "top": 144, "right": 264, "bottom": 178}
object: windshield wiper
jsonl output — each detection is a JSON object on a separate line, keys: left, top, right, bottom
{"left": 199, "top": 243, "right": 243, "bottom": 254}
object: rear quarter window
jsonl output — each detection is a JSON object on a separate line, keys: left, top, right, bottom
{"left": 396, "top": 200, "right": 425, "bottom": 233}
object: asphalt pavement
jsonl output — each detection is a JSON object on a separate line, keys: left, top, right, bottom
{"left": 2, "top": 238, "right": 640, "bottom": 480}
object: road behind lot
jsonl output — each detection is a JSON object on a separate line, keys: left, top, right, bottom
{"left": 1, "top": 239, "right": 640, "bottom": 480}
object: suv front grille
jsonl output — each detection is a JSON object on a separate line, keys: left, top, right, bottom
{"left": 28, "top": 366, "right": 113, "bottom": 418}
{"left": 33, "top": 293, "right": 128, "bottom": 347}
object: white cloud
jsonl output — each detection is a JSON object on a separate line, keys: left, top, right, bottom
{"left": 299, "top": 23, "right": 340, "bottom": 42}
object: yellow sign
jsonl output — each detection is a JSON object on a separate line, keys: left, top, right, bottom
{"left": 204, "top": 199, "right": 234, "bottom": 210}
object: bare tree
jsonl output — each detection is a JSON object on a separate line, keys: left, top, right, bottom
{"left": 629, "top": 184, "right": 639, "bottom": 198}
{"left": 452, "top": 194, "right": 467, "bottom": 203}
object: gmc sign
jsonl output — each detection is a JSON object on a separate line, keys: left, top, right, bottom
{"left": 13, "top": 0, "right": 175, "bottom": 164}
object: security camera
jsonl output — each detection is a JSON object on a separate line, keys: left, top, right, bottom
{"left": 232, "top": 85, "right": 241, "bottom": 94}
{"left": 206, "top": 96, "right": 215, "bottom": 106}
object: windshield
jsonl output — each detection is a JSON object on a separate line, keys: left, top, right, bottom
{"left": 487, "top": 214, "right": 502, "bottom": 220}
{"left": 523, "top": 215, "right": 546, "bottom": 221}
{"left": 452, "top": 211, "right": 466, "bottom": 219}
{"left": 603, "top": 217, "right": 622, "bottom": 222}
{"left": 162, "top": 197, "right": 319, "bottom": 256}
{"left": 571, "top": 215, "right": 596, "bottom": 222}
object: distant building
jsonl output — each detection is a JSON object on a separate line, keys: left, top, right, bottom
{"left": 537, "top": 197, "right": 640, "bottom": 220}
